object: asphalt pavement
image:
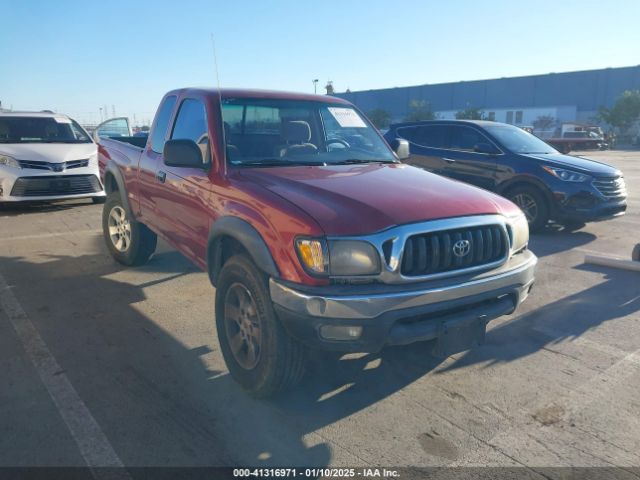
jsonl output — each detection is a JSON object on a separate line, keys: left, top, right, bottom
{"left": 0, "top": 150, "right": 639, "bottom": 473}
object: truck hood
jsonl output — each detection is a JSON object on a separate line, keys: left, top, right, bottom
{"left": 523, "top": 153, "right": 621, "bottom": 177}
{"left": 0, "top": 143, "right": 97, "bottom": 163}
{"left": 238, "top": 163, "right": 519, "bottom": 235}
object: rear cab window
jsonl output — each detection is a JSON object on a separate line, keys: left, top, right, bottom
{"left": 150, "top": 95, "right": 177, "bottom": 153}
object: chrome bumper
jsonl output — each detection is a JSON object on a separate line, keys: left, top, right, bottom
{"left": 270, "top": 250, "right": 537, "bottom": 320}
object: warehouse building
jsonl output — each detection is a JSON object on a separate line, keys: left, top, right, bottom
{"left": 335, "top": 65, "right": 640, "bottom": 130}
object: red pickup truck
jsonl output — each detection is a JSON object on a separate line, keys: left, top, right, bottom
{"left": 97, "top": 88, "right": 537, "bottom": 397}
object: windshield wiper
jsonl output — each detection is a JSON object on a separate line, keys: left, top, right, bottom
{"left": 235, "top": 158, "right": 327, "bottom": 168}
{"left": 332, "top": 158, "right": 398, "bottom": 165}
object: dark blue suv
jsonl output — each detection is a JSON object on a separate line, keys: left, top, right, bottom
{"left": 384, "top": 120, "right": 627, "bottom": 231}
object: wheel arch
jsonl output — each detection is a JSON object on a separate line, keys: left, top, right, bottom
{"left": 497, "top": 176, "right": 554, "bottom": 210}
{"left": 103, "top": 164, "right": 133, "bottom": 214}
{"left": 207, "top": 216, "right": 279, "bottom": 286}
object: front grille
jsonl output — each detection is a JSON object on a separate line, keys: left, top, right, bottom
{"left": 17, "top": 159, "right": 89, "bottom": 171}
{"left": 592, "top": 176, "right": 627, "bottom": 199}
{"left": 10, "top": 175, "right": 101, "bottom": 197}
{"left": 401, "top": 224, "right": 508, "bottom": 277}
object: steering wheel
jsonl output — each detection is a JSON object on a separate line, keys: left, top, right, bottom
{"left": 326, "top": 138, "right": 351, "bottom": 150}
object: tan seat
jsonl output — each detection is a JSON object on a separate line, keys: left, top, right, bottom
{"left": 275, "top": 120, "right": 318, "bottom": 157}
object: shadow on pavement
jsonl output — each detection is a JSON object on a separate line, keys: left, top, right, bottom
{"left": 528, "top": 224, "right": 596, "bottom": 258}
{"left": 0, "top": 199, "right": 94, "bottom": 217}
{"left": 440, "top": 264, "right": 640, "bottom": 372}
{"left": 0, "top": 240, "right": 445, "bottom": 468}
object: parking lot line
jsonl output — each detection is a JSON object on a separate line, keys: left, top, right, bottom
{"left": 0, "top": 271, "right": 129, "bottom": 478}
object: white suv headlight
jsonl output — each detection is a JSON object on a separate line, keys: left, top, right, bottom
{"left": 0, "top": 154, "right": 21, "bottom": 169}
{"left": 508, "top": 213, "right": 529, "bottom": 253}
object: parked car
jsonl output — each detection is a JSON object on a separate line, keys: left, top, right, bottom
{"left": 546, "top": 131, "right": 608, "bottom": 153}
{"left": 0, "top": 111, "right": 105, "bottom": 204}
{"left": 98, "top": 88, "right": 536, "bottom": 397}
{"left": 384, "top": 120, "right": 626, "bottom": 231}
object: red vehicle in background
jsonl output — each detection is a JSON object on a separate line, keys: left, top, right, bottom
{"left": 97, "top": 88, "right": 536, "bottom": 397}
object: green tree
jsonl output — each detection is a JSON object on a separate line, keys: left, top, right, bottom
{"left": 367, "top": 109, "right": 391, "bottom": 129}
{"left": 455, "top": 107, "right": 486, "bottom": 120}
{"left": 597, "top": 90, "right": 640, "bottom": 133}
{"left": 532, "top": 115, "right": 555, "bottom": 131}
{"left": 404, "top": 100, "right": 435, "bottom": 121}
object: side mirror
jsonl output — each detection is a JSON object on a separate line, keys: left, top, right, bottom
{"left": 389, "top": 138, "right": 410, "bottom": 160}
{"left": 474, "top": 142, "right": 498, "bottom": 155}
{"left": 163, "top": 139, "right": 204, "bottom": 168}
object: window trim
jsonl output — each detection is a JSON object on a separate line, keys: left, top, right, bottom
{"left": 396, "top": 123, "right": 504, "bottom": 156}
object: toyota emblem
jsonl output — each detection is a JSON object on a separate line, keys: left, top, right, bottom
{"left": 453, "top": 239, "right": 471, "bottom": 257}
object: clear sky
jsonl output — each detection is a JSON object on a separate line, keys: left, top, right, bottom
{"left": 1, "top": 0, "right": 638, "bottom": 125}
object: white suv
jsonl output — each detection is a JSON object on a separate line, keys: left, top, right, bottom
{"left": 0, "top": 111, "right": 105, "bottom": 204}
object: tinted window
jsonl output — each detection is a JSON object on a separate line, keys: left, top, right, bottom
{"left": 171, "top": 98, "right": 209, "bottom": 164}
{"left": 449, "top": 126, "right": 490, "bottom": 152}
{"left": 150, "top": 95, "right": 177, "bottom": 153}
{"left": 397, "top": 125, "right": 448, "bottom": 148}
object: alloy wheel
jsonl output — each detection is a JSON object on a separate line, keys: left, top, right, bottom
{"left": 512, "top": 193, "right": 538, "bottom": 224}
{"left": 224, "top": 283, "right": 262, "bottom": 370}
{"left": 107, "top": 206, "right": 132, "bottom": 252}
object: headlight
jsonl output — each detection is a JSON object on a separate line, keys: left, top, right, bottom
{"left": 508, "top": 213, "right": 529, "bottom": 253}
{"left": 0, "top": 154, "right": 20, "bottom": 169}
{"left": 295, "top": 238, "right": 381, "bottom": 276}
{"left": 295, "top": 238, "right": 328, "bottom": 275}
{"left": 328, "top": 240, "right": 380, "bottom": 276}
{"left": 542, "top": 166, "right": 590, "bottom": 182}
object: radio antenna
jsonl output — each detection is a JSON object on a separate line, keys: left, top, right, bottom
{"left": 210, "top": 33, "right": 227, "bottom": 171}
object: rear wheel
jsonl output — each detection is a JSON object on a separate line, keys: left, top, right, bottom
{"left": 215, "top": 254, "right": 306, "bottom": 398}
{"left": 102, "top": 193, "right": 157, "bottom": 266}
{"left": 507, "top": 185, "right": 549, "bottom": 233}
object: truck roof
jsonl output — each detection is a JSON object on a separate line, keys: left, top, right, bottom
{"left": 165, "top": 87, "right": 352, "bottom": 104}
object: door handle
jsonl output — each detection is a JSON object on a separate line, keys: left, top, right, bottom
{"left": 156, "top": 170, "right": 166, "bottom": 183}
{"left": 443, "top": 157, "right": 456, "bottom": 163}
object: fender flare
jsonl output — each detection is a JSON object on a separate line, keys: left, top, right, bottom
{"left": 207, "top": 216, "right": 279, "bottom": 285}
{"left": 103, "top": 163, "right": 132, "bottom": 214}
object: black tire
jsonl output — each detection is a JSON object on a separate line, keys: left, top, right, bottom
{"left": 102, "top": 192, "right": 157, "bottom": 266}
{"left": 92, "top": 196, "right": 107, "bottom": 204}
{"left": 215, "top": 254, "right": 306, "bottom": 398}
{"left": 506, "top": 185, "right": 550, "bottom": 233}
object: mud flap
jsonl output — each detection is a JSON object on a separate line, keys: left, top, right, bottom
{"left": 432, "top": 316, "right": 487, "bottom": 358}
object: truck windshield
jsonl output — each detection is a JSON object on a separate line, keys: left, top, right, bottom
{"left": 221, "top": 99, "right": 396, "bottom": 167}
{"left": 485, "top": 124, "right": 557, "bottom": 154}
{"left": 0, "top": 116, "right": 92, "bottom": 144}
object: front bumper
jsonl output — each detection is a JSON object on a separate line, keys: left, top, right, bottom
{"left": 0, "top": 166, "right": 105, "bottom": 202}
{"left": 270, "top": 250, "right": 537, "bottom": 353}
{"left": 553, "top": 194, "right": 626, "bottom": 222}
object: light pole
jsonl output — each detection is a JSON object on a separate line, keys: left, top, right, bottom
{"left": 312, "top": 79, "right": 319, "bottom": 94}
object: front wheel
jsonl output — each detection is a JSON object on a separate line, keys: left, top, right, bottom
{"left": 507, "top": 186, "right": 550, "bottom": 233}
{"left": 215, "top": 254, "right": 306, "bottom": 398}
{"left": 102, "top": 193, "right": 157, "bottom": 266}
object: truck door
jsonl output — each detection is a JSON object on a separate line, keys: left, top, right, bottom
{"left": 137, "top": 95, "right": 177, "bottom": 230}
{"left": 93, "top": 117, "right": 132, "bottom": 143}
{"left": 153, "top": 97, "right": 212, "bottom": 263}
{"left": 440, "top": 125, "right": 500, "bottom": 191}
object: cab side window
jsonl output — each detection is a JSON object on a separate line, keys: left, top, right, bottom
{"left": 150, "top": 95, "right": 177, "bottom": 153}
{"left": 171, "top": 98, "right": 210, "bottom": 164}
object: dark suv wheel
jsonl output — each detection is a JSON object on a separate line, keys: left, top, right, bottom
{"left": 215, "top": 254, "right": 306, "bottom": 397}
{"left": 102, "top": 192, "right": 157, "bottom": 266}
{"left": 506, "top": 185, "right": 549, "bottom": 233}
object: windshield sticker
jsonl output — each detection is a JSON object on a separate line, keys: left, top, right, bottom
{"left": 327, "top": 107, "right": 367, "bottom": 128}
{"left": 53, "top": 117, "right": 72, "bottom": 124}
